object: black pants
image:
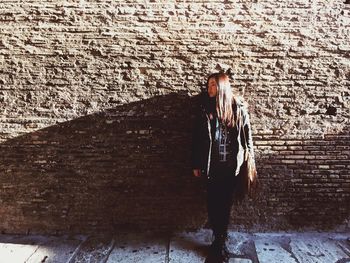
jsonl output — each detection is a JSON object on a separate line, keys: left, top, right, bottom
{"left": 206, "top": 162, "right": 237, "bottom": 238}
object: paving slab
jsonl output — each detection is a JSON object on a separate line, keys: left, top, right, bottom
{"left": 336, "top": 239, "right": 350, "bottom": 257}
{"left": 0, "top": 230, "right": 349, "bottom": 263}
{"left": 169, "top": 228, "right": 211, "bottom": 263}
{"left": 169, "top": 229, "right": 255, "bottom": 263}
{"left": 228, "top": 259, "right": 252, "bottom": 263}
{"left": 69, "top": 234, "right": 114, "bottom": 263}
{"left": 0, "top": 234, "right": 49, "bottom": 263}
{"left": 25, "top": 234, "right": 85, "bottom": 263}
{"left": 106, "top": 231, "right": 168, "bottom": 263}
{"left": 254, "top": 234, "right": 298, "bottom": 263}
{"left": 289, "top": 233, "right": 350, "bottom": 263}
{"left": 227, "top": 232, "right": 257, "bottom": 262}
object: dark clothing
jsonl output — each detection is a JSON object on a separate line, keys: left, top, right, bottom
{"left": 190, "top": 91, "right": 255, "bottom": 178}
{"left": 207, "top": 162, "right": 237, "bottom": 237}
{"left": 191, "top": 91, "right": 256, "bottom": 239}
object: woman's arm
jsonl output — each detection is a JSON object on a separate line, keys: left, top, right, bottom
{"left": 242, "top": 104, "right": 256, "bottom": 162}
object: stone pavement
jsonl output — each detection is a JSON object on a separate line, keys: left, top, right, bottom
{"left": 0, "top": 229, "right": 349, "bottom": 263}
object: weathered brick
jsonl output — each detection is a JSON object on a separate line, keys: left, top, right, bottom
{"left": 0, "top": 0, "right": 348, "bottom": 235}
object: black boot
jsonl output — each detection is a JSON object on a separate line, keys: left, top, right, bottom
{"left": 206, "top": 238, "right": 221, "bottom": 263}
{"left": 216, "top": 233, "right": 230, "bottom": 263}
{"left": 206, "top": 232, "right": 230, "bottom": 263}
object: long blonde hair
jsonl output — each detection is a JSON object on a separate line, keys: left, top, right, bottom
{"left": 207, "top": 72, "right": 242, "bottom": 128}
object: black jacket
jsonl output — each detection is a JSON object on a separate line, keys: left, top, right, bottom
{"left": 191, "top": 91, "right": 256, "bottom": 179}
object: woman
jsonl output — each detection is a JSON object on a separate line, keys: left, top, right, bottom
{"left": 191, "top": 72, "right": 256, "bottom": 262}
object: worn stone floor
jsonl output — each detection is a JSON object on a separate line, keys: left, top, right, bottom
{"left": 0, "top": 229, "right": 349, "bottom": 262}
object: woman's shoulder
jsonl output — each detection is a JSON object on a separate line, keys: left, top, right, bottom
{"left": 233, "top": 95, "right": 249, "bottom": 109}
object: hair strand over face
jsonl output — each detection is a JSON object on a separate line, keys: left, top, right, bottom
{"left": 207, "top": 72, "right": 240, "bottom": 128}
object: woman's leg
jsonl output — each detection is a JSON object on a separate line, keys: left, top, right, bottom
{"left": 206, "top": 177, "right": 222, "bottom": 238}
{"left": 220, "top": 173, "right": 236, "bottom": 237}
{"left": 206, "top": 165, "right": 235, "bottom": 239}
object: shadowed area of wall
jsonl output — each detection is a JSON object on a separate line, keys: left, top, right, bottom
{"left": 0, "top": 1, "right": 349, "bottom": 234}
{"left": 0, "top": 93, "right": 208, "bottom": 234}
{"left": 0, "top": 92, "right": 349, "bottom": 235}
{"left": 230, "top": 127, "right": 350, "bottom": 232}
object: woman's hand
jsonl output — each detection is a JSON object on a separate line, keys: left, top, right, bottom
{"left": 193, "top": 169, "right": 202, "bottom": 177}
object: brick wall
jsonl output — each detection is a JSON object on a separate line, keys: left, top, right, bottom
{"left": 0, "top": 1, "right": 349, "bottom": 235}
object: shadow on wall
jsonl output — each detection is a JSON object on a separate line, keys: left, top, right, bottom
{"left": 285, "top": 127, "right": 350, "bottom": 230}
{"left": 0, "top": 91, "right": 209, "bottom": 235}
{"left": 234, "top": 125, "right": 350, "bottom": 232}
{"left": 0, "top": 91, "right": 349, "bottom": 235}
